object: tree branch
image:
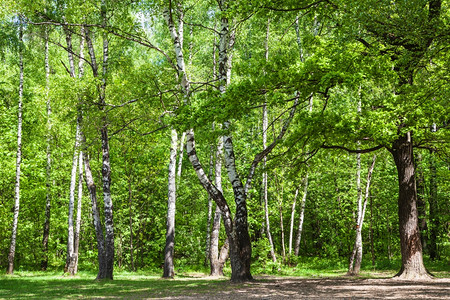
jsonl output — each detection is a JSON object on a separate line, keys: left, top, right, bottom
{"left": 321, "top": 144, "right": 384, "bottom": 154}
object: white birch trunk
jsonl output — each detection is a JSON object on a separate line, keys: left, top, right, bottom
{"left": 7, "top": 22, "right": 24, "bottom": 275}
{"left": 83, "top": 150, "right": 107, "bottom": 279}
{"left": 164, "top": 129, "right": 178, "bottom": 278}
{"left": 177, "top": 132, "right": 186, "bottom": 179}
{"left": 288, "top": 184, "right": 300, "bottom": 256}
{"left": 210, "top": 135, "right": 227, "bottom": 276}
{"left": 294, "top": 174, "right": 308, "bottom": 256}
{"left": 73, "top": 150, "right": 83, "bottom": 274}
{"left": 263, "top": 104, "right": 276, "bottom": 263}
{"left": 262, "top": 18, "right": 276, "bottom": 264}
{"left": 42, "top": 24, "right": 52, "bottom": 271}
{"left": 205, "top": 143, "right": 214, "bottom": 266}
{"left": 66, "top": 118, "right": 81, "bottom": 275}
{"left": 348, "top": 155, "right": 377, "bottom": 275}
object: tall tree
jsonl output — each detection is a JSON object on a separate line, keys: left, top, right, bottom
{"left": 348, "top": 155, "right": 377, "bottom": 275}
{"left": 7, "top": 19, "right": 24, "bottom": 275}
{"left": 41, "top": 23, "right": 52, "bottom": 271}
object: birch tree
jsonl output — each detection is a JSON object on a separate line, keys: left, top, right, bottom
{"left": 348, "top": 155, "right": 377, "bottom": 275}
{"left": 41, "top": 23, "right": 52, "bottom": 271}
{"left": 7, "top": 20, "right": 24, "bottom": 275}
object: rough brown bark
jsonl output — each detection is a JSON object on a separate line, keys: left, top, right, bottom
{"left": 390, "top": 133, "right": 430, "bottom": 280}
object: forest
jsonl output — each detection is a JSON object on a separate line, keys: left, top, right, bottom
{"left": 0, "top": 0, "right": 449, "bottom": 288}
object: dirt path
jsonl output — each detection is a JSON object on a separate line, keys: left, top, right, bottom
{"left": 162, "top": 276, "right": 450, "bottom": 299}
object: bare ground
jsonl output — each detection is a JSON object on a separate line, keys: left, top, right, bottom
{"left": 160, "top": 276, "right": 450, "bottom": 300}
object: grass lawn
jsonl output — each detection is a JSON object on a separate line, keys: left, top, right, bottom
{"left": 0, "top": 271, "right": 232, "bottom": 299}
{"left": 0, "top": 258, "right": 448, "bottom": 299}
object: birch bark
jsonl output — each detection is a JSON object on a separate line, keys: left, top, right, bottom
{"left": 83, "top": 150, "right": 107, "bottom": 279}
{"left": 288, "top": 185, "right": 299, "bottom": 256}
{"left": 294, "top": 175, "right": 308, "bottom": 256}
{"left": 348, "top": 155, "right": 377, "bottom": 275}
{"left": 42, "top": 24, "right": 52, "bottom": 271}
{"left": 7, "top": 21, "right": 24, "bottom": 275}
{"left": 73, "top": 151, "right": 83, "bottom": 274}
{"left": 84, "top": 4, "right": 114, "bottom": 278}
{"left": 164, "top": 129, "right": 177, "bottom": 278}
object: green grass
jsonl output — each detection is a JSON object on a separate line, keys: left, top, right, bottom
{"left": 0, "top": 271, "right": 230, "bottom": 299}
{"left": 1, "top": 258, "right": 448, "bottom": 299}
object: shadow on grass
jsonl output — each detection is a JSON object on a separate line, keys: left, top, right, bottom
{"left": 0, "top": 273, "right": 230, "bottom": 299}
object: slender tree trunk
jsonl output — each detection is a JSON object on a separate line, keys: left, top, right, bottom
{"left": 66, "top": 116, "right": 81, "bottom": 275}
{"left": 348, "top": 155, "right": 376, "bottom": 275}
{"left": 205, "top": 29, "right": 218, "bottom": 267}
{"left": 210, "top": 135, "right": 228, "bottom": 276}
{"left": 288, "top": 184, "right": 300, "bottom": 256}
{"left": 73, "top": 151, "right": 83, "bottom": 274}
{"left": 185, "top": 130, "right": 236, "bottom": 273}
{"left": 164, "top": 129, "right": 177, "bottom": 278}
{"left": 390, "top": 133, "right": 430, "bottom": 279}
{"left": 279, "top": 185, "right": 286, "bottom": 263}
{"left": 386, "top": 202, "right": 392, "bottom": 260}
{"left": 83, "top": 150, "right": 107, "bottom": 279}
{"left": 428, "top": 150, "right": 439, "bottom": 260}
{"left": 369, "top": 189, "right": 375, "bottom": 267}
{"left": 294, "top": 174, "right": 308, "bottom": 256}
{"left": 128, "top": 172, "right": 135, "bottom": 272}
{"left": 42, "top": 25, "right": 52, "bottom": 271}
{"left": 263, "top": 103, "right": 276, "bottom": 263}
{"left": 7, "top": 21, "right": 24, "bottom": 275}
{"left": 64, "top": 25, "right": 82, "bottom": 275}
{"left": 205, "top": 142, "right": 214, "bottom": 267}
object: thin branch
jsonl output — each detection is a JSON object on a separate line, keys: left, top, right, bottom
{"left": 262, "top": 0, "right": 326, "bottom": 12}
{"left": 184, "top": 22, "right": 219, "bottom": 34}
{"left": 27, "top": 18, "right": 178, "bottom": 72}
{"left": 244, "top": 97, "right": 300, "bottom": 196}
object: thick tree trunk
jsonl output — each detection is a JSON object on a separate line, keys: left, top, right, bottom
{"left": 83, "top": 150, "right": 107, "bottom": 279}
{"left": 186, "top": 130, "right": 251, "bottom": 281}
{"left": 390, "top": 133, "right": 430, "bottom": 280}
{"left": 223, "top": 132, "right": 253, "bottom": 282}
{"left": 294, "top": 175, "right": 308, "bottom": 256}
{"left": 163, "top": 129, "right": 178, "bottom": 278}
{"left": 7, "top": 22, "right": 24, "bottom": 275}
{"left": 42, "top": 25, "right": 52, "bottom": 271}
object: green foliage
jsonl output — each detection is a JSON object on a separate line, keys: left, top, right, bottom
{"left": 0, "top": 0, "right": 447, "bottom": 279}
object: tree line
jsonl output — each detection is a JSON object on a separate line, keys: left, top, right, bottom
{"left": 0, "top": 0, "right": 448, "bottom": 282}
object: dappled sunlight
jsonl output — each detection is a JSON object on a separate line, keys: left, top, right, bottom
{"left": 1, "top": 273, "right": 449, "bottom": 299}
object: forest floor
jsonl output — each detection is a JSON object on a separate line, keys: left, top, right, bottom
{"left": 1, "top": 270, "right": 449, "bottom": 299}
{"left": 173, "top": 276, "right": 450, "bottom": 300}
